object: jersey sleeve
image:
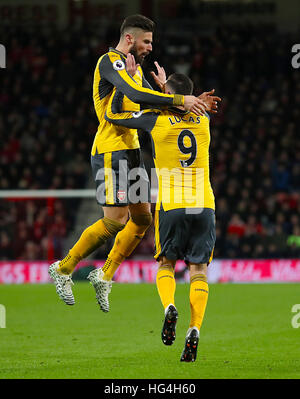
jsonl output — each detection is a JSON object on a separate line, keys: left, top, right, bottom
{"left": 140, "top": 72, "right": 155, "bottom": 110}
{"left": 99, "top": 53, "right": 184, "bottom": 107}
{"left": 142, "top": 74, "right": 153, "bottom": 90}
{"left": 105, "top": 89, "right": 160, "bottom": 133}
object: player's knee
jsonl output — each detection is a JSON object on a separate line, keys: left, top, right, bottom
{"left": 102, "top": 217, "right": 125, "bottom": 235}
{"left": 130, "top": 212, "right": 153, "bottom": 230}
{"left": 118, "top": 213, "right": 153, "bottom": 240}
{"left": 103, "top": 206, "right": 129, "bottom": 225}
{"left": 158, "top": 257, "right": 175, "bottom": 274}
{"left": 189, "top": 263, "right": 208, "bottom": 277}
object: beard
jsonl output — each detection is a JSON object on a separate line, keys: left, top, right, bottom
{"left": 130, "top": 43, "right": 145, "bottom": 65}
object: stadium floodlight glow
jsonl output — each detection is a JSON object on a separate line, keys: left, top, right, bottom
{"left": 0, "top": 44, "right": 6, "bottom": 69}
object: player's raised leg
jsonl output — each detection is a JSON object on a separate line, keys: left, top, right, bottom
{"left": 156, "top": 257, "right": 178, "bottom": 345}
{"left": 87, "top": 206, "right": 129, "bottom": 312}
{"left": 89, "top": 203, "right": 152, "bottom": 312}
{"left": 102, "top": 203, "right": 152, "bottom": 280}
{"left": 180, "top": 263, "right": 208, "bottom": 362}
{"left": 100, "top": 202, "right": 152, "bottom": 282}
{"left": 49, "top": 215, "right": 125, "bottom": 305}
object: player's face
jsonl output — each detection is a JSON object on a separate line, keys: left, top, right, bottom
{"left": 130, "top": 31, "right": 153, "bottom": 64}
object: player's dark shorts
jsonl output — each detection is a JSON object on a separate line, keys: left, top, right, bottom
{"left": 154, "top": 207, "right": 216, "bottom": 265}
{"left": 91, "top": 148, "right": 150, "bottom": 206}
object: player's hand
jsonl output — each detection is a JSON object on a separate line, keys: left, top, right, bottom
{"left": 150, "top": 61, "right": 167, "bottom": 92}
{"left": 126, "top": 53, "right": 139, "bottom": 77}
{"left": 183, "top": 96, "right": 208, "bottom": 116}
{"left": 198, "top": 89, "right": 221, "bottom": 114}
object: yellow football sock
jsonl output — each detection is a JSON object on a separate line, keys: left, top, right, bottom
{"left": 156, "top": 266, "right": 176, "bottom": 309}
{"left": 58, "top": 217, "right": 124, "bottom": 275}
{"left": 102, "top": 214, "right": 152, "bottom": 281}
{"left": 189, "top": 273, "right": 209, "bottom": 331}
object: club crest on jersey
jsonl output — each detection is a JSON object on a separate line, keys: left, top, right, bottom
{"left": 132, "top": 111, "right": 143, "bottom": 118}
{"left": 113, "top": 60, "right": 125, "bottom": 71}
{"left": 117, "top": 190, "right": 126, "bottom": 201}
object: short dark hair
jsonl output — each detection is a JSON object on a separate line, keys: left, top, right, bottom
{"left": 120, "top": 14, "right": 155, "bottom": 35}
{"left": 166, "top": 73, "right": 194, "bottom": 95}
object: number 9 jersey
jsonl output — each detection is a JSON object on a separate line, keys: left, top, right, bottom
{"left": 105, "top": 91, "right": 215, "bottom": 212}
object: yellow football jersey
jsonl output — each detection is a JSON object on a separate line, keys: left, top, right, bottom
{"left": 150, "top": 110, "right": 215, "bottom": 211}
{"left": 105, "top": 94, "right": 215, "bottom": 211}
{"left": 91, "top": 48, "right": 184, "bottom": 155}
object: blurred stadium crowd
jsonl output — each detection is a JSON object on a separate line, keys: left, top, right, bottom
{"left": 0, "top": 20, "right": 299, "bottom": 261}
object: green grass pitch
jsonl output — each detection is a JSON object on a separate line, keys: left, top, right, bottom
{"left": 1, "top": 282, "right": 300, "bottom": 379}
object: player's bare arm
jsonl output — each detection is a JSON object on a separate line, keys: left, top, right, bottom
{"left": 183, "top": 96, "right": 208, "bottom": 115}
{"left": 198, "top": 89, "right": 222, "bottom": 114}
{"left": 150, "top": 61, "right": 221, "bottom": 115}
{"left": 150, "top": 61, "right": 167, "bottom": 92}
